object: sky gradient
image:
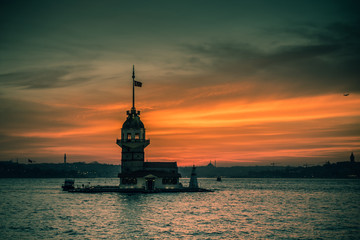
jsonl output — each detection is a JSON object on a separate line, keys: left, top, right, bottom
{"left": 1, "top": 0, "right": 359, "bottom": 166}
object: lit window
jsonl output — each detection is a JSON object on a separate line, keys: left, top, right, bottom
{"left": 135, "top": 133, "right": 140, "bottom": 139}
{"left": 127, "top": 133, "right": 131, "bottom": 140}
{"left": 122, "top": 177, "right": 137, "bottom": 184}
{"left": 162, "top": 178, "right": 178, "bottom": 185}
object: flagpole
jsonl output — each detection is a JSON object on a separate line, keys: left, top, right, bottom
{"left": 132, "top": 65, "right": 135, "bottom": 110}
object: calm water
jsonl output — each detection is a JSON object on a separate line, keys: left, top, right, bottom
{"left": 0, "top": 178, "right": 359, "bottom": 239}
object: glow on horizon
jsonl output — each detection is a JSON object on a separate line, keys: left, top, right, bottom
{"left": 143, "top": 93, "right": 360, "bottom": 165}
{"left": 5, "top": 91, "right": 358, "bottom": 166}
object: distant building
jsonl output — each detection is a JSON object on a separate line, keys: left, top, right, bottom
{"left": 116, "top": 67, "right": 182, "bottom": 191}
{"left": 206, "top": 160, "right": 215, "bottom": 168}
{"left": 64, "top": 153, "right": 67, "bottom": 164}
{"left": 350, "top": 152, "right": 355, "bottom": 163}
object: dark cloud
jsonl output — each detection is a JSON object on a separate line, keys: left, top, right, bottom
{"left": 0, "top": 133, "right": 110, "bottom": 162}
{"left": 0, "top": 97, "right": 70, "bottom": 160}
{"left": 0, "top": 97, "right": 79, "bottom": 133}
{"left": 0, "top": 66, "right": 91, "bottom": 89}
{"left": 0, "top": 96, "right": 118, "bottom": 161}
{"left": 284, "top": 21, "right": 360, "bottom": 45}
{"left": 183, "top": 21, "right": 360, "bottom": 95}
{"left": 0, "top": 133, "right": 51, "bottom": 154}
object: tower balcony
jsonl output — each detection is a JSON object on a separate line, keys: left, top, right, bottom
{"left": 116, "top": 138, "right": 150, "bottom": 149}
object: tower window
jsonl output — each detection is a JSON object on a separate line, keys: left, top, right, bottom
{"left": 127, "top": 133, "right": 131, "bottom": 140}
{"left": 135, "top": 133, "right": 140, "bottom": 140}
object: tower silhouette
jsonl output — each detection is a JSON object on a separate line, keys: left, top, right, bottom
{"left": 116, "top": 66, "right": 149, "bottom": 174}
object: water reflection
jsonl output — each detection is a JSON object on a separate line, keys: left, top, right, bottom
{"left": 0, "top": 178, "right": 359, "bottom": 239}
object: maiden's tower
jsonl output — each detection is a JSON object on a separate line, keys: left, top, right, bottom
{"left": 62, "top": 66, "right": 210, "bottom": 193}
{"left": 117, "top": 66, "right": 182, "bottom": 191}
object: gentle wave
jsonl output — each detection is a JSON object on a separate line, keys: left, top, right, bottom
{"left": 0, "top": 178, "right": 359, "bottom": 239}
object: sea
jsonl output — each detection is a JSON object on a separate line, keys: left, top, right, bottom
{"left": 0, "top": 178, "right": 359, "bottom": 240}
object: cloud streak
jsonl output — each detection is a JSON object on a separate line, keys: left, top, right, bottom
{"left": 0, "top": 66, "right": 94, "bottom": 89}
{"left": 0, "top": 1, "right": 359, "bottom": 165}
{"left": 182, "top": 21, "right": 360, "bottom": 95}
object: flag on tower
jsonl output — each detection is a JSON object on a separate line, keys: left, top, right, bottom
{"left": 134, "top": 80, "right": 142, "bottom": 87}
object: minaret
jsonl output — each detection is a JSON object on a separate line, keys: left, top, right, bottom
{"left": 117, "top": 66, "right": 149, "bottom": 174}
{"left": 350, "top": 152, "right": 355, "bottom": 163}
{"left": 64, "top": 153, "right": 67, "bottom": 164}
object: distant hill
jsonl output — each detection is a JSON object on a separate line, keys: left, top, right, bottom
{"left": 179, "top": 162, "right": 360, "bottom": 178}
{"left": 0, "top": 161, "right": 120, "bottom": 178}
{"left": 0, "top": 161, "right": 359, "bottom": 178}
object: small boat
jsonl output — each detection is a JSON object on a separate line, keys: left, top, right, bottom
{"left": 216, "top": 176, "right": 222, "bottom": 181}
{"left": 62, "top": 179, "right": 75, "bottom": 191}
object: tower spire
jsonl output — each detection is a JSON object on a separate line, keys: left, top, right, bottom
{"left": 132, "top": 65, "right": 135, "bottom": 110}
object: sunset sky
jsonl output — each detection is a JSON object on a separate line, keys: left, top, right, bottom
{"left": 1, "top": 1, "right": 359, "bottom": 166}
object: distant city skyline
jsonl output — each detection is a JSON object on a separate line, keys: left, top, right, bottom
{"left": 0, "top": 1, "right": 359, "bottom": 166}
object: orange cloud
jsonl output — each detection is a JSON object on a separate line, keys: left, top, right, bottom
{"left": 2, "top": 85, "right": 359, "bottom": 166}
{"left": 140, "top": 93, "right": 360, "bottom": 165}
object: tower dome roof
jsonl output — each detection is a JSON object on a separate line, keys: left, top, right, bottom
{"left": 122, "top": 114, "right": 144, "bottom": 129}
